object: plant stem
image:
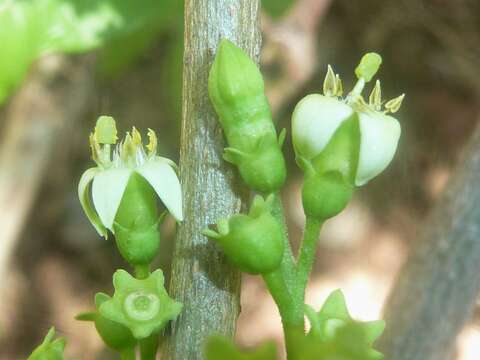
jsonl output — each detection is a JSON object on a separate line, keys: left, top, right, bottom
{"left": 263, "top": 194, "right": 324, "bottom": 358}
{"left": 294, "top": 217, "right": 323, "bottom": 300}
{"left": 139, "top": 334, "right": 159, "bottom": 360}
{"left": 134, "top": 264, "right": 150, "bottom": 280}
{"left": 120, "top": 347, "right": 136, "bottom": 360}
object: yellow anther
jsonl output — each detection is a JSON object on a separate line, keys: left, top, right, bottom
{"left": 369, "top": 80, "right": 382, "bottom": 111}
{"left": 335, "top": 74, "right": 343, "bottom": 97}
{"left": 323, "top": 65, "right": 337, "bottom": 97}
{"left": 385, "top": 94, "right": 405, "bottom": 114}
{"left": 122, "top": 132, "right": 136, "bottom": 160}
{"left": 146, "top": 129, "right": 158, "bottom": 155}
{"left": 131, "top": 126, "right": 142, "bottom": 146}
{"left": 89, "top": 132, "right": 101, "bottom": 163}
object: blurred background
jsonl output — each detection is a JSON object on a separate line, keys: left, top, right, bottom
{"left": 0, "top": 0, "right": 479, "bottom": 358}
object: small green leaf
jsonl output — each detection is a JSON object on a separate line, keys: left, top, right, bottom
{"left": 27, "top": 327, "right": 66, "bottom": 360}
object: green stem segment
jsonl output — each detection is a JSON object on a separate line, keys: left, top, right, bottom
{"left": 139, "top": 334, "right": 159, "bottom": 360}
{"left": 120, "top": 348, "right": 136, "bottom": 360}
{"left": 262, "top": 193, "right": 323, "bottom": 359}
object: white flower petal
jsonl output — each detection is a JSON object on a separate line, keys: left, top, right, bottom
{"left": 292, "top": 94, "right": 353, "bottom": 159}
{"left": 78, "top": 167, "right": 107, "bottom": 238}
{"left": 136, "top": 158, "right": 183, "bottom": 221}
{"left": 92, "top": 167, "right": 132, "bottom": 232}
{"left": 356, "top": 112, "right": 401, "bottom": 185}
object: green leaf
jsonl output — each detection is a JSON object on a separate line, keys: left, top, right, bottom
{"left": 27, "top": 327, "right": 66, "bottom": 360}
{"left": 299, "top": 289, "right": 385, "bottom": 359}
{"left": 0, "top": 0, "right": 179, "bottom": 104}
{"left": 204, "top": 336, "right": 277, "bottom": 360}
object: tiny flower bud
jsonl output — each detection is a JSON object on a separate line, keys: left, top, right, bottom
{"left": 99, "top": 270, "right": 182, "bottom": 339}
{"left": 203, "top": 195, "right": 284, "bottom": 274}
{"left": 208, "top": 39, "right": 286, "bottom": 193}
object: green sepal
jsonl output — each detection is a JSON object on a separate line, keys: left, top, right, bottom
{"left": 113, "top": 172, "right": 160, "bottom": 267}
{"left": 302, "top": 171, "right": 354, "bottom": 220}
{"left": 301, "top": 113, "right": 360, "bottom": 220}
{"left": 204, "top": 336, "right": 277, "bottom": 360}
{"left": 99, "top": 269, "right": 182, "bottom": 339}
{"left": 204, "top": 195, "right": 283, "bottom": 274}
{"left": 311, "top": 113, "right": 360, "bottom": 184}
{"left": 291, "top": 289, "right": 385, "bottom": 360}
{"left": 76, "top": 292, "right": 137, "bottom": 352}
{"left": 27, "top": 327, "right": 66, "bottom": 360}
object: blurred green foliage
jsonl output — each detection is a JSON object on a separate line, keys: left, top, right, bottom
{"left": 0, "top": 0, "right": 180, "bottom": 104}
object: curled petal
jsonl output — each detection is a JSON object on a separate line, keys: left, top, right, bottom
{"left": 92, "top": 167, "right": 132, "bottom": 232}
{"left": 292, "top": 94, "right": 353, "bottom": 160}
{"left": 78, "top": 167, "right": 107, "bottom": 238}
{"left": 356, "top": 112, "right": 401, "bottom": 185}
{"left": 136, "top": 158, "right": 183, "bottom": 221}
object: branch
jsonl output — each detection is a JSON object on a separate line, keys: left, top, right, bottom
{"left": 379, "top": 121, "right": 480, "bottom": 360}
{"left": 162, "top": 1, "right": 261, "bottom": 358}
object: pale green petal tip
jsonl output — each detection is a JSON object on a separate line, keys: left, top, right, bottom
{"left": 136, "top": 159, "right": 183, "bottom": 222}
{"left": 95, "top": 116, "right": 118, "bottom": 145}
{"left": 78, "top": 168, "right": 108, "bottom": 239}
{"left": 355, "top": 53, "right": 382, "bottom": 82}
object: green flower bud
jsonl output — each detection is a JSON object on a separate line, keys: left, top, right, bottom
{"left": 208, "top": 39, "right": 286, "bottom": 193}
{"left": 76, "top": 293, "right": 136, "bottom": 353}
{"left": 302, "top": 172, "right": 354, "bottom": 220}
{"left": 99, "top": 269, "right": 182, "bottom": 339}
{"left": 27, "top": 327, "right": 66, "bottom": 360}
{"left": 203, "top": 195, "right": 284, "bottom": 274}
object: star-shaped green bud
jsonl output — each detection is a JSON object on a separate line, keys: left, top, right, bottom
{"left": 205, "top": 336, "right": 277, "bottom": 360}
{"left": 203, "top": 195, "right": 284, "bottom": 275}
{"left": 76, "top": 293, "right": 137, "bottom": 354}
{"left": 98, "top": 269, "right": 182, "bottom": 339}
{"left": 27, "top": 327, "right": 66, "bottom": 360}
{"left": 299, "top": 289, "right": 385, "bottom": 360}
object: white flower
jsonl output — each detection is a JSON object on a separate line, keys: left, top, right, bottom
{"left": 292, "top": 56, "right": 403, "bottom": 186}
{"left": 78, "top": 116, "right": 183, "bottom": 239}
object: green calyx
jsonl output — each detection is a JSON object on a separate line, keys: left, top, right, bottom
{"left": 299, "top": 114, "right": 359, "bottom": 219}
{"left": 208, "top": 39, "right": 286, "bottom": 193}
{"left": 27, "top": 327, "right": 66, "bottom": 360}
{"left": 113, "top": 172, "right": 161, "bottom": 267}
{"left": 203, "top": 195, "right": 284, "bottom": 275}
{"left": 98, "top": 269, "right": 182, "bottom": 339}
{"left": 76, "top": 293, "right": 137, "bottom": 353}
{"left": 205, "top": 335, "right": 277, "bottom": 360}
{"left": 293, "top": 289, "right": 385, "bottom": 360}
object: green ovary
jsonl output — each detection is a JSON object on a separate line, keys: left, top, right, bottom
{"left": 124, "top": 291, "right": 160, "bottom": 321}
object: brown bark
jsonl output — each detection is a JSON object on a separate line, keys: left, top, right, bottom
{"left": 162, "top": 1, "right": 261, "bottom": 359}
